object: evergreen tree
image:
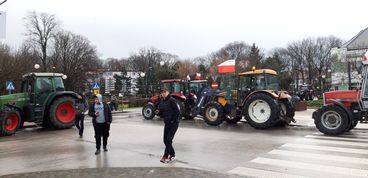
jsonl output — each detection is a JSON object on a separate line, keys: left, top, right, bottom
{"left": 248, "top": 43, "right": 263, "bottom": 69}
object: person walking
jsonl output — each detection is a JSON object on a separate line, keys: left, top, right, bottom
{"left": 75, "top": 92, "right": 88, "bottom": 138}
{"left": 155, "top": 87, "right": 180, "bottom": 163}
{"left": 88, "top": 94, "right": 112, "bottom": 155}
{"left": 110, "top": 94, "right": 118, "bottom": 111}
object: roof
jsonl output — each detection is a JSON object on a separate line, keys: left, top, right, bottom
{"left": 190, "top": 80, "right": 207, "bottom": 83}
{"left": 161, "top": 79, "right": 185, "bottom": 83}
{"left": 238, "top": 69, "right": 277, "bottom": 76}
{"left": 341, "top": 27, "right": 368, "bottom": 51}
{"left": 22, "top": 73, "right": 65, "bottom": 78}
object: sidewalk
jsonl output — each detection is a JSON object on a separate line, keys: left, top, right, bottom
{"left": 2, "top": 167, "right": 244, "bottom": 178}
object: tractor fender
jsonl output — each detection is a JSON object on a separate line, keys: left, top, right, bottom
{"left": 313, "top": 99, "right": 353, "bottom": 122}
{"left": 45, "top": 91, "right": 79, "bottom": 107}
{"left": 242, "top": 90, "right": 278, "bottom": 106}
{"left": 2, "top": 104, "right": 23, "bottom": 120}
{"left": 145, "top": 102, "right": 156, "bottom": 108}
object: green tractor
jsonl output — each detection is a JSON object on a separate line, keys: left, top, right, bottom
{"left": 0, "top": 73, "right": 79, "bottom": 136}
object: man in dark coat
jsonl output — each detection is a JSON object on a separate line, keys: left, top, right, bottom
{"left": 88, "top": 94, "right": 112, "bottom": 155}
{"left": 156, "top": 87, "right": 180, "bottom": 163}
{"left": 75, "top": 92, "right": 88, "bottom": 138}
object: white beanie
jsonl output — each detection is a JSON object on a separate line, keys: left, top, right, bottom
{"left": 96, "top": 94, "right": 103, "bottom": 103}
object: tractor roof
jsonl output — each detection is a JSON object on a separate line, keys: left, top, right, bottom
{"left": 161, "top": 79, "right": 185, "bottom": 83}
{"left": 238, "top": 69, "right": 277, "bottom": 76}
{"left": 190, "top": 80, "right": 207, "bottom": 83}
{"left": 23, "top": 73, "right": 65, "bottom": 78}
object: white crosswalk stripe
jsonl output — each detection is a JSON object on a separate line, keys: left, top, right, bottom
{"left": 228, "top": 132, "right": 368, "bottom": 178}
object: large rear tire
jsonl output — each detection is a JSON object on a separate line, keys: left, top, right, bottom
{"left": 243, "top": 93, "right": 279, "bottom": 129}
{"left": 49, "top": 96, "right": 76, "bottom": 129}
{"left": 203, "top": 102, "right": 224, "bottom": 126}
{"left": 313, "top": 105, "right": 350, "bottom": 135}
{"left": 347, "top": 120, "right": 359, "bottom": 132}
{"left": 276, "top": 99, "right": 295, "bottom": 126}
{"left": 0, "top": 108, "right": 21, "bottom": 136}
{"left": 142, "top": 104, "right": 155, "bottom": 120}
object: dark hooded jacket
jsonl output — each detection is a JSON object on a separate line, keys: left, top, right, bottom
{"left": 157, "top": 95, "right": 180, "bottom": 124}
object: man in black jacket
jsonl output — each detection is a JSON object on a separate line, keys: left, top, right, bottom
{"left": 88, "top": 94, "right": 112, "bottom": 155}
{"left": 156, "top": 87, "right": 180, "bottom": 163}
{"left": 75, "top": 93, "right": 88, "bottom": 138}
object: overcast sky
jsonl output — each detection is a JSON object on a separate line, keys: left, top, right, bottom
{"left": 1, "top": 0, "right": 367, "bottom": 59}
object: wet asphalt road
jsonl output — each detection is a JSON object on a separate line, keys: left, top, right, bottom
{"left": 1, "top": 108, "right": 368, "bottom": 178}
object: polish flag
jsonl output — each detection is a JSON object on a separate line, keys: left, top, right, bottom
{"left": 195, "top": 73, "right": 201, "bottom": 80}
{"left": 218, "top": 60, "right": 235, "bottom": 74}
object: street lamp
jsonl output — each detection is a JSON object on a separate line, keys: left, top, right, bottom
{"left": 140, "top": 72, "right": 147, "bottom": 97}
{"left": 322, "top": 75, "right": 326, "bottom": 92}
{"left": 34, "top": 64, "right": 40, "bottom": 70}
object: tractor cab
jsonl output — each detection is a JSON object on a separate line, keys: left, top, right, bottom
{"left": 189, "top": 80, "right": 208, "bottom": 96}
{"left": 21, "top": 73, "right": 67, "bottom": 105}
{"left": 237, "top": 69, "right": 279, "bottom": 106}
{"left": 161, "top": 79, "right": 187, "bottom": 100}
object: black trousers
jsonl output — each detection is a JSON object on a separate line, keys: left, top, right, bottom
{"left": 75, "top": 114, "right": 84, "bottom": 136}
{"left": 163, "top": 122, "right": 179, "bottom": 157}
{"left": 110, "top": 102, "right": 117, "bottom": 111}
{"left": 93, "top": 123, "right": 110, "bottom": 149}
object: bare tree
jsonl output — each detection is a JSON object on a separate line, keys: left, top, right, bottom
{"left": 285, "top": 36, "right": 343, "bottom": 90}
{"left": 51, "top": 30, "right": 99, "bottom": 91}
{"left": 23, "top": 11, "right": 59, "bottom": 72}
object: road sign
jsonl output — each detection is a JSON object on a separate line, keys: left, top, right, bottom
{"left": 6, "top": 81, "right": 14, "bottom": 91}
{"left": 92, "top": 82, "right": 100, "bottom": 90}
{"left": 93, "top": 90, "right": 100, "bottom": 95}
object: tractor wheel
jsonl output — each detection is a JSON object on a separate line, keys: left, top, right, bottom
{"left": 225, "top": 114, "right": 242, "bottom": 124}
{"left": 49, "top": 96, "right": 76, "bottom": 129}
{"left": 203, "top": 102, "right": 224, "bottom": 126}
{"left": 276, "top": 100, "right": 295, "bottom": 126}
{"left": 313, "top": 105, "right": 350, "bottom": 135}
{"left": 176, "top": 100, "right": 185, "bottom": 120}
{"left": 142, "top": 104, "right": 155, "bottom": 120}
{"left": 244, "top": 93, "right": 279, "bottom": 129}
{"left": 347, "top": 120, "right": 359, "bottom": 131}
{"left": 0, "top": 108, "right": 21, "bottom": 136}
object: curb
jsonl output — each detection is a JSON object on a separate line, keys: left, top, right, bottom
{"left": 1, "top": 167, "right": 245, "bottom": 178}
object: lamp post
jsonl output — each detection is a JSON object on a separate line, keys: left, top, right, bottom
{"left": 140, "top": 72, "right": 146, "bottom": 97}
{"left": 322, "top": 74, "right": 326, "bottom": 92}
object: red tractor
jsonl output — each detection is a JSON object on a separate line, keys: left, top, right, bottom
{"left": 142, "top": 79, "right": 187, "bottom": 120}
{"left": 313, "top": 51, "right": 368, "bottom": 135}
{"left": 142, "top": 79, "right": 209, "bottom": 120}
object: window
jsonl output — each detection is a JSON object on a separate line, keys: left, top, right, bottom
{"left": 54, "top": 77, "right": 65, "bottom": 91}
{"left": 35, "top": 77, "right": 53, "bottom": 93}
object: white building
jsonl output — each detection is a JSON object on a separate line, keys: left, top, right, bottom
{"left": 102, "top": 71, "right": 141, "bottom": 95}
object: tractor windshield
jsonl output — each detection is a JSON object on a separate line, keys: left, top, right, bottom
{"left": 163, "top": 82, "right": 183, "bottom": 94}
{"left": 266, "top": 74, "right": 279, "bottom": 90}
{"left": 189, "top": 81, "right": 208, "bottom": 94}
{"left": 35, "top": 77, "right": 53, "bottom": 93}
{"left": 54, "top": 77, "right": 65, "bottom": 91}
{"left": 239, "top": 74, "right": 279, "bottom": 91}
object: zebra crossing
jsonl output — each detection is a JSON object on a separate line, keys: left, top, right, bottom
{"left": 228, "top": 131, "right": 368, "bottom": 178}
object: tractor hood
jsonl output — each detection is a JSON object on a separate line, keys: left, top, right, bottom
{"left": 0, "top": 93, "right": 30, "bottom": 110}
